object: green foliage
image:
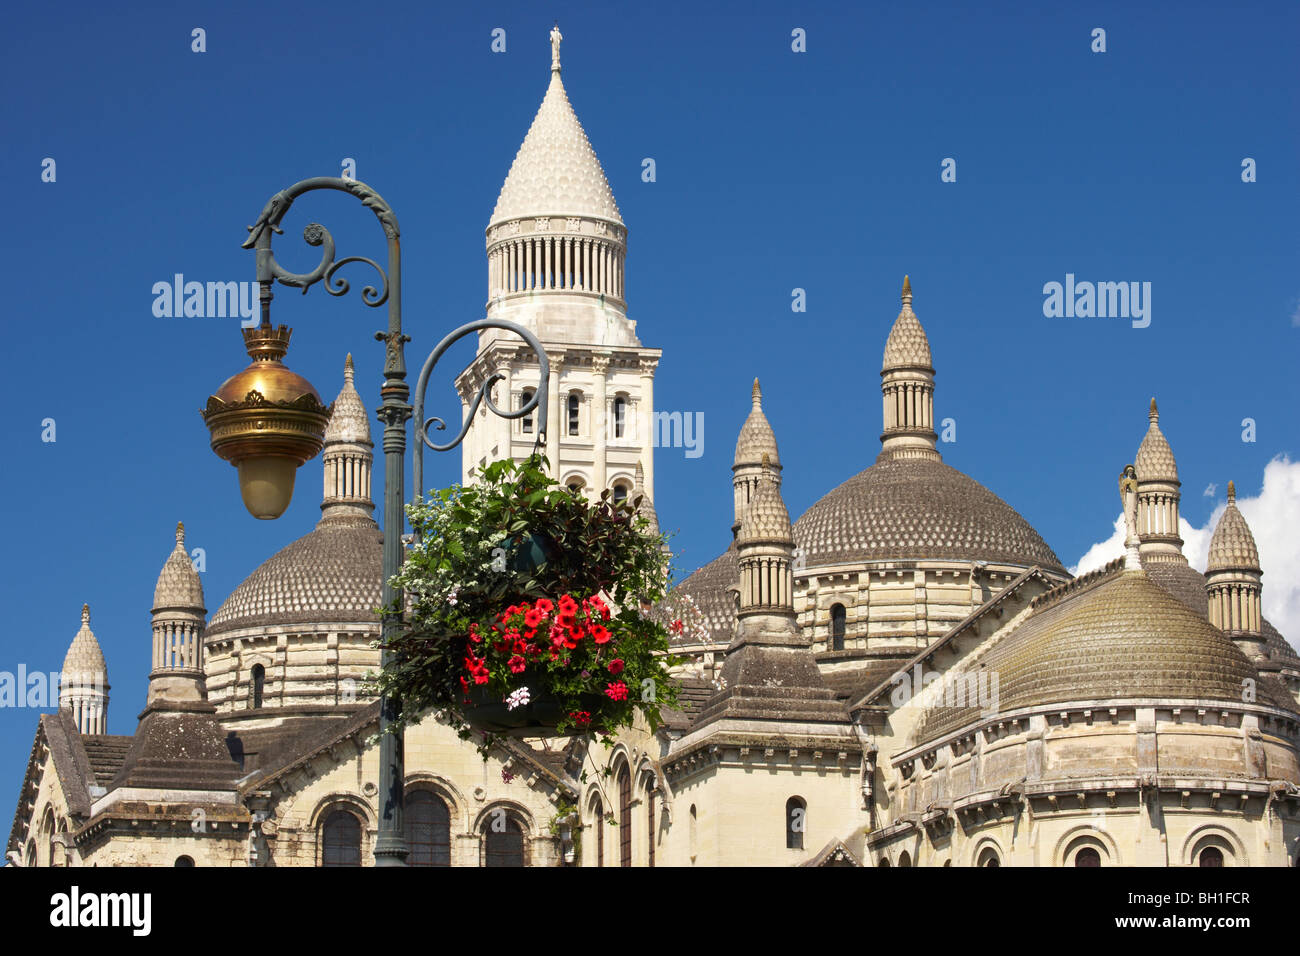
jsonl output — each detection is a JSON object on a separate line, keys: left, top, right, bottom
{"left": 374, "top": 455, "right": 680, "bottom": 753}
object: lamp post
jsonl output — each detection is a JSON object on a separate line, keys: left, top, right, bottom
{"left": 203, "top": 176, "right": 548, "bottom": 866}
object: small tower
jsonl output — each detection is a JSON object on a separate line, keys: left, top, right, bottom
{"left": 732, "top": 379, "right": 782, "bottom": 537}
{"left": 735, "top": 455, "right": 800, "bottom": 640}
{"left": 321, "top": 354, "right": 376, "bottom": 523}
{"left": 631, "top": 460, "right": 659, "bottom": 536}
{"left": 879, "top": 276, "right": 940, "bottom": 462}
{"left": 147, "top": 522, "right": 208, "bottom": 707}
{"left": 1206, "top": 481, "right": 1266, "bottom": 662}
{"left": 59, "top": 604, "right": 109, "bottom": 735}
{"left": 1135, "top": 398, "right": 1185, "bottom": 563}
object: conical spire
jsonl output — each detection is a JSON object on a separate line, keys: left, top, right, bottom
{"left": 1208, "top": 481, "right": 1261, "bottom": 572}
{"left": 737, "top": 455, "right": 793, "bottom": 546}
{"left": 882, "top": 275, "right": 932, "bottom": 371}
{"left": 489, "top": 31, "right": 622, "bottom": 227}
{"left": 60, "top": 604, "right": 109, "bottom": 735}
{"left": 153, "top": 522, "right": 204, "bottom": 611}
{"left": 323, "top": 353, "right": 371, "bottom": 445}
{"left": 733, "top": 378, "right": 781, "bottom": 468}
{"left": 1135, "top": 396, "right": 1178, "bottom": 482}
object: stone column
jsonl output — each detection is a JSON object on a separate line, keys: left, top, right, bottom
{"left": 639, "top": 358, "right": 656, "bottom": 500}
{"left": 546, "top": 351, "right": 564, "bottom": 472}
{"left": 592, "top": 355, "right": 610, "bottom": 492}
{"left": 499, "top": 359, "right": 513, "bottom": 460}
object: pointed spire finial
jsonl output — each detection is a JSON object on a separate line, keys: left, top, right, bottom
{"left": 81, "top": 603, "right": 89, "bottom": 625}
{"left": 1149, "top": 397, "right": 1158, "bottom": 421}
{"left": 752, "top": 378, "right": 762, "bottom": 406}
{"left": 176, "top": 521, "right": 185, "bottom": 544}
{"left": 1227, "top": 479, "right": 1236, "bottom": 503}
{"left": 901, "top": 274, "right": 912, "bottom": 305}
{"left": 344, "top": 353, "right": 355, "bottom": 384}
{"left": 550, "top": 22, "right": 563, "bottom": 74}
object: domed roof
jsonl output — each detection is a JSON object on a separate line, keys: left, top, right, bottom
{"left": 737, "top": 462, "right": 792, "bottom": 545}
{"left": 920, "top": 566, "right": 1285, "bottom": 743}
{"left": 733, "top": 379, "right": 781, "bottom": 468}
{"left": 62, "top": 604, "right": 107, "bottom": 678}
{"left": 1207, "top": 482, "right": 1260, "bottom": 572}
{"left": 154, "top": 522, "right": 204, "bottom": 611}
{"left": 489, "top": 51, "right": 622, "bottom": 227}
{"left": 793, "top": 456, "right": 1064, "bottom": 572}
{"left": 324, "top": 354, "right": 372, "bottom": 445}
{"left": 207, "top": 515, "right": 381, "bottom": 636}
{"left": 673, "top": 545, "right": 738, "bottom": 645}
{"left": 881, "top": 276, "right": 932, "bottom": 370}
{"left": 1142, "top": 558, "right": 1209, "bottom": 617}
{"left": 1135, "top": 398, "right": 1178, "bottom": 482}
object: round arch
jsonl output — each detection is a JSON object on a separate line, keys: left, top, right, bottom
{"left": 403, "top": 772, "right": 468, "bottom": 832}
{"left": 970, "top": 837, "right": 1005, "bottom": 868}
{"left": 1053, "top": 825, "right": 1120, "bottom": 867}
{"left": 1180, "top": 824, "right": 1249, "bottom": 867}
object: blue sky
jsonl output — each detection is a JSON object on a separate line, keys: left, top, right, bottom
{"left": 1, "top": 0, "right": 1296, "bottom": 793}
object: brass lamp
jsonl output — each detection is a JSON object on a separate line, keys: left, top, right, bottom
{"left": 202, "top": 320, "right": 332, "bottom": 519}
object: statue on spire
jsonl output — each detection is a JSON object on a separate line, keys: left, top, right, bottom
{"left": 1119, "top": 463, "right": 1141, "bottom": 569}
{"left": 550, "top": 23, "right": 563, "bottom": 73}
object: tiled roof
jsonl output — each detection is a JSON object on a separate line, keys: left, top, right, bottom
{"left": 1207, "top": 483, "right": 1260, "bottom": 572}
{"left": 153, "top": 523, "right": 204, "bottom": 611}
{"left": 793, "top": 456, "right": 1064, "bottom": 572}
{"left": 672, "top": 545, "right": 738, "bottom": 645}
{"left": 733, "top": 380, "right": 781, "bottom": 468}
{"left": 61, "top": 605, "right": 107, "bottom": 679}
{"left": 918, "top": 566, "right": 1294, "bottom": 744}
{"left": 1135, "top": 399, "right": 1178, "bottom": 482}
{"left": 207, "top": 515, "right": 381, "bottom": 635}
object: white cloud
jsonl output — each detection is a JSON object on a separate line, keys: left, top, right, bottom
{"left": 1070, "top": 455, "right": 1300, "bottom": 653}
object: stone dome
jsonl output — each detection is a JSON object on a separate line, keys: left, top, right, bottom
{"left": 490, "top": 69, "right": 622, "bottom": 227}
{"left": 733, "top": 380, "right": 781, "bottom": 468}
{"left": 1207, "top": 482, "right": 1260, "bottom": 572}
{"left": 154, "top": 522, "right": 205, "bottom": 611}
{"left": 674, "top": 545, "right": 739, "bottom": 645}
{"left": 919, "top": 566, "right": 1286, "bottom": 743}
{"left": 1135, "top": 398, "right": 1178, "bottom": 482}
{"left": 792, "top": 456, "right": 1065, "bottom": 573}
{"left": 206, "top": 515, "right": 382, "bottom": 637}
{"left": 62, "top": 604, "right": 107, "bottom": 678}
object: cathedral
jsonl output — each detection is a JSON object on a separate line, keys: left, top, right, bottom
{"left": 9, "top": 32, "right": 1300, "bottom": 868}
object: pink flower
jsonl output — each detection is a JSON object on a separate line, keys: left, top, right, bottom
{"left": 607, "top": 658, "right": 625, "bottom": 675}
{"left": 604, "top": 680, "right": 628, "bottom": 702}
{"left": 508, "top": 654, "right": 526, "bottom": 674}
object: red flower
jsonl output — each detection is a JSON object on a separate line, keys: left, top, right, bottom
{"left": 535, "top": 598, "right": 554, "bottom": 613}
{"left": 607, "top": 658, "right": 625, "bottom": 675}
{"left": 590, "top": 624, "right": 612, "bottom": 645}
{"left": 670, "top": 619, "right": 684, "bottom": 636}
{"left": 604, "top": 680, "right": 628, "bottom": 702}
{"left": 569, "top": 710, "right": 592, "bottom": 727}
{"left": 588, "top": 594, "right": 611, "bottom": 620}
{"left": 524, "top": 609, "right": 543, "bottom": 628}
{"left": 507, "top": 655, "right": 526, "bottom": 674}
{"left": 564, "top": 625, "right": 585, "bottom": 649}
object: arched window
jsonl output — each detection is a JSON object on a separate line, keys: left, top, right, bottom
{"left": 689, "top": 805, "right": 697, "bottom": 863}
{"left": 898, "top": 850, "right": 912, "bottom": 867}
{"left": 613, "top": 396, "right": 627, "bottom": 439}
{"left": 321, "top": 810, "right": 362, "bottom": 867}
{"left": 646, "top": 785, "right": 656, "bottom": 868}
{"left": 250, "top": 664, "right": 265, "bottom": 709}
{"left": 1199, "top": 846, "right": 1224, "bottom": 868}
{"left": 521, "top": 389, "right": 535, "bottom": 434}
{"left": 591, "top": 796, "right": 604, "bottom": 868}
{"left": 618, "top": 766, "right": 633, "bottom": 867}
{"left": 483, "top": 812, "right": 526, "bottom": 867}
{"left": 25, "top": 840, "right": 37, "bottom": 866}
{"left": 878, "top": 857, "right": 891, "bottom": 868}
{"left": 405, "top": 790, "right": 451, "bottom": 866}
{"left": 978, "top": 847, "right": 1001, "bottom": 868}
{"left": 613, "top": 483, "right": 629, "bottom": 505}
{"left": 830, "top": 604, "right": 846, "bottom": 651}
{"left": 1075, "top": 847, "right": 1101, "bottom": 867}
{"left": 785, "top": 797, "right": 806, "bottom": 850}
{"left": 174, "top": 855, "right": 195, "bottom": 867}
{"left": 568, "top": 392, "right": 581, "bottom": 436}
{"left": 567, "top": 477, "right": 585, "bottom": 495}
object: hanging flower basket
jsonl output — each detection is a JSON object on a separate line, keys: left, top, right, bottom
{"left": 376, "top": 454, "right": 679, "bottom": 753}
